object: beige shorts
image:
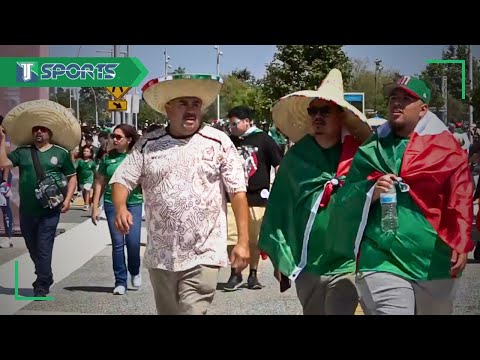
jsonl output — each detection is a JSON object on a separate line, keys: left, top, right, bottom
{"left": 226, "top": 203, "right": 265, "bottom": 246}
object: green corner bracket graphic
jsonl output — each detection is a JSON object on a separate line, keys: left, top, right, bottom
{"left": 426, "top": 59, "right": 466, "bottom": 99}
{"left": 14, "top": 260, "right": 54, "bottom": 301}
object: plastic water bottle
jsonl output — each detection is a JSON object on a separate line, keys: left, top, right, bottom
{"left": 380, "top": 184, "right": 398, "bottom": 232}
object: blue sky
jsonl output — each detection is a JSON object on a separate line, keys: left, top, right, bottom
{"left": 49, "top": 45, "right": 480, "bottom": 90}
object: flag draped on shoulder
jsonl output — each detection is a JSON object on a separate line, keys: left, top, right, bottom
{"left": 258, "top": 134, "right": 360, "bottom": 280}
{"left": 327, "top": 111, "right": 474, "bottom": 266}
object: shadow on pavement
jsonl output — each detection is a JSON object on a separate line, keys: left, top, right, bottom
{"left": 0, "top": 286, "right": 34, "bottom": 297}
{"left": 216, "top": 282, "right": 249, "bottom": 291}
{"left": 64, "top": 286, "right": 113, "bottom": 293}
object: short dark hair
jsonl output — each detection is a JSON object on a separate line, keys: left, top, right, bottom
{"left": 227, "top": 106, "right": 253, "bottom": 120}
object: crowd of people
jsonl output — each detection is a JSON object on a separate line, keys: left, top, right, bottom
{"left": 0, "top": 69, "right": 478, "bottom": 315}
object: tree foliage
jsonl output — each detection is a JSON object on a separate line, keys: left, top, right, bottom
{"left": 420, "top": 45, "right": 480, "bottom": 122}
{"left": 172, "top": 66, "right": 186, "bottom": 74}
{"left": 231, "top": 68, "right": 256, "bottom": 85}
{"left": 261, "top": 45, "right": 353, "bottom": 107}
{"left": 348, "top": 57, "right": 401, "bottom": 118}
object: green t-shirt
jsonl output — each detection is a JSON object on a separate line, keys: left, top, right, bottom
{"left": 8, "top": 144, "right": 76, "bottom": 216}
{"left": 358, "top": 132, "right": 452, "bottom": 281}
{"left": 98, "top": 151, "right": 143, "bottom": 205}
{"left": 75, "top": 158, "right": 96, "bottom": 185}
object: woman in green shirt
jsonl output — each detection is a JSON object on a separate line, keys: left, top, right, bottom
{"left": 91, "top": 124, "right": 143, "bottom": 295}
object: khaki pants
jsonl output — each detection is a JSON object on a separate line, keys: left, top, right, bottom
{"left": 295, "top": 272, "right": 359, "bottom": 315}
{"left": 148, "top": 265, "right": 220, "bottom": 315}
{"left": 226, "top": 204, "right": 265, "bottom": 268}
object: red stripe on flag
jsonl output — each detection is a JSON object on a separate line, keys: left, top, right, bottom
{"left": 401, "top": 131, "right": 474, "bottom": 253}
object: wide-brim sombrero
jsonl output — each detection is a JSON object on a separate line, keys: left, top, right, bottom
{"left": 3, "top": 99, "right": 81, "bottom": 150}
{"left": 142, "top": 74, "right": 223, "bottom": 115}
{"left": 272, "top": 68, "right": 372, "bottom": 143}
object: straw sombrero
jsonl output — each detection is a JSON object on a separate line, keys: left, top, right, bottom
{"left": 2, "top": 99, "right": 81, "bottom": 150}
{"left": 142, "top": 73, "right": 223, "bottom": 115}
{"left": 272, "top": 68, "right": 372, "bottom": 143}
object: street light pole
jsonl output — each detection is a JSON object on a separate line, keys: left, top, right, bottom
{"left": 76, "top": 45, "right": 83, "bottom": 122}
{"left": 214, "top": 45, "right": 223, "bottom": 121}
{"left": 374, "top": 59, "right": 383, "bottom": 115}
{"left": 89, "top": 87, "right": 98, "bottom": 128}
{"left": 164, "top": 48, "right": 172, "bottom": 76}
{"left": 113, "top": 45, "right": 122, "bottom": 126}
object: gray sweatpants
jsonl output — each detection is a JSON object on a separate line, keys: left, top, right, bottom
{"left": 356, "top": 272, "right": 459, "bottom": 315}
{"left": 295, "top": 272, "right": 359, "bottom": 315}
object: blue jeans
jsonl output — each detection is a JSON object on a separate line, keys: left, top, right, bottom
{"left": 20, "top": 210, "right": 61, "bottom": 291}
{"left": 0, "top": 171, "right": 13, "bottom": 238}
{"left": 104, "top": 202, "right": 142, "bottom": 287}
{"left": 1, "top": 197, "right": 13, "bottom": 238}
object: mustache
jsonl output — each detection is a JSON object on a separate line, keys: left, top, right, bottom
{"left": 313, "top": 118, "right": 326, "bottom": 126}
{"left": 183, "top": 113, "right": 197, "bottom": 119}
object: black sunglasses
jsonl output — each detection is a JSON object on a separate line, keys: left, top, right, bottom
{"left": 307, "top": 106, "right": 333, "bottom": 117}
{"left": 32, "top": 126, "right": 49, "bottom": 133}
{"left": 110, "top": 134, "right": 125, "bottom": 141}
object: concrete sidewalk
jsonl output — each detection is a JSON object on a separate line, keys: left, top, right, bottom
{"left": 4, "top": 204, "right": 479, "bottom": 315}
{"left": 0, "top": 218, "right": 112, "bottom": 315}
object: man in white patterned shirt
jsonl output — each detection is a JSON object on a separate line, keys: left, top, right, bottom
{"left": 110, "top": 74, "right": 250, "bottom": 315}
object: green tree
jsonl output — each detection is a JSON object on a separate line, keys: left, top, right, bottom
{"left": 348, "top": 58, "right": 401, "bottom": 118}
{"left": 231, "top": 68, "right": 256, "bottom": 85}
{"left": 138, "top": 99, "right": 166, "bottom": 128}
{"left": 173, "top": 66, "right": 186, "bottom": 74}
{"left": 261, "top": 45, "right": 353, "bottom": 106}
{"left": 50, "top": 87, "right": 71, "bottom": 109}
{"left": 420, "top": 45, "right": 480, "bottom": 122}
{"left": 78, "top": 87, "right": 112, "bottom": 125}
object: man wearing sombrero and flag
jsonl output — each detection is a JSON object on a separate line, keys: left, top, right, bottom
{"left": 109, "top": 74, "right": 250, "bottom": 315}
{"left": 0, "top": 100, "right": 79, "bottom": 297}
{"left": 258, "top": 68, "right": 372, "bottom": 315}
{"left": 327, "top": 76, "right": 474, "bottom": 315}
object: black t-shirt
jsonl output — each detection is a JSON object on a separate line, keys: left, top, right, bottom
{"left": 230, "top": 130, "right": 282, "bottom": 207}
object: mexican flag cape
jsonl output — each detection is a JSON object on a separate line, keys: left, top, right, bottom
{"left": 327, "top": 111, "right": 473, "bottom": 278}
{"left": 258, "top": 133, "right": 360, "bottom": 281}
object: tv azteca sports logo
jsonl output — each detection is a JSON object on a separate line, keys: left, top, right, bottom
{"left": 16, "top": 61, "right": 118, "bottom": 83}
{"left": 17, "top": 62, "right": 39, "bottom": 82}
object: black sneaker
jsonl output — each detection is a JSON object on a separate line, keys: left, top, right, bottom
{"left": 474, "top": 245, "right": 480, "bottom": 261}
{"left": 223, "top": 273, "right": 243, "bottom": 291}
{"left": 247, "top": 275, "right": 263, "bottom": 290}
{"left": 33, "top": 288, "right": 48, "bottom": 298}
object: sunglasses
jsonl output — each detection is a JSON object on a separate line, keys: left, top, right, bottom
{"left": 110, "top": 134, "right": 125, "bottom": 141}
{"left": 307, "top": 106, "right": 333, "bottom": 117}
{"left": 32, "top": 126, "right": 49, "bottom": 133}
{"left": 229, "top": 118, "right": 245, "bottom": 128}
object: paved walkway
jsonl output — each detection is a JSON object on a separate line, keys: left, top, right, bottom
{"left": 1, "top": 203, "right": 479, "bottom": 315}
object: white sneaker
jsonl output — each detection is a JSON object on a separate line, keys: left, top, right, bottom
{"left": 132, "top": 274, "right": 141, "bottom": 288}
{"left": 113, "top": 285, "right": 126, "bottom": 295}
{"left": 83, "top": 204, "right": 90, "bottom": 211}
{"left": 0, "top": 238, "right": 12, "bottom": 248}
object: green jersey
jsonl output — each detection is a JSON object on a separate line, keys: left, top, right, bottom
{"left": 8, "top": 144, "right": 76, "bottom": 215}
{"left": 98, "top": 151, "right": 143, "bottom": 205}
{"left": 75, "top": 158, "right": 96, "bottom": 185}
